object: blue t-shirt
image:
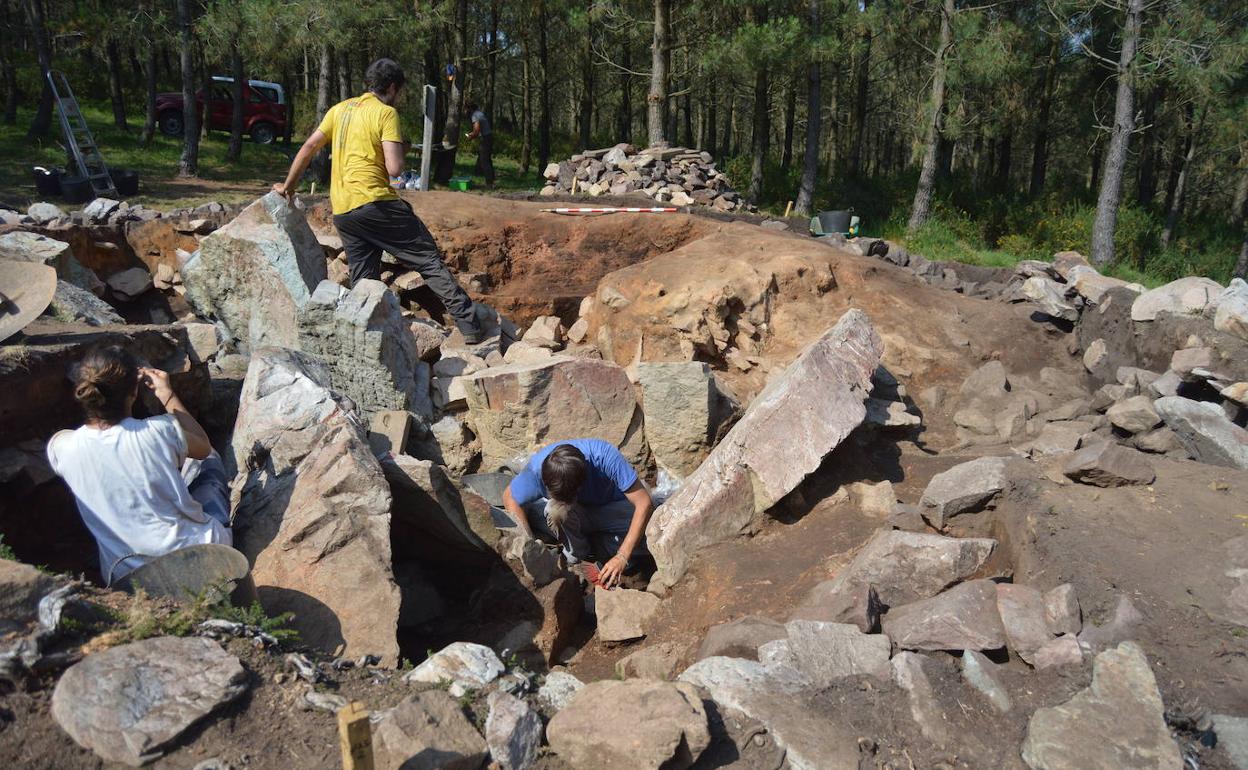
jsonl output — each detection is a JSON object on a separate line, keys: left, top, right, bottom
{"left": 509, "top": 439, "right": 637, "bottom": 507}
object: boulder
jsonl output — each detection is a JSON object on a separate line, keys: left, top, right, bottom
{"left": 1211, "top": 714, "right": 1248, "bottom": 770}
{"left": 1154, "top": 396, "right": 1248, "bottom": 470}
{"left": 788, "top": 581, "right": 882, "bottom": 633}
{"left": 1034, "top": 634, "right": 1083, "bottom": 670}
{"left": 882, "top": 579, "right": 1007, "bottom": 651}
{"left": 461, "top": 357, "right": 642, "bottom": 471}
{"left": 298, "top": 279, "right": 431, "bottom": 418}
{"left": 47, "top": 280, "right": 124, "bottom": 326}
{"left": 1066, "top": 265, "right": 1142, "bottom": 304}
{"left": 384, "top": 454, "right": 496, "bottom": 558}
{"left": 821, "top": 529, "right": 997, "bottom": 607}
{"left": 595, "top": 586, "right": 661, "bottom": 641}
{"left": 0, "top": 558, "right": 62, "bottom": 634}
{"left": 183, "top": 193, "right": 327, "bottom": 350}
{"left": 646, "top": 310, "right": 882, "bottom": 592}
{"left": 1021, "top": 642, "right": 1181, "bottom": 769}
{"left": 402, "top": 641, "right": 504, "bottom": 694}
{"left": 485, "top": 691, "right": 543, "bottom": 770}
{"left": 410, "top": 415, "right": 480, "bottom": 476}
{"left": 1052, "top": 251, "right": 1091, "bottom": 280}
{"left": 1021, "top": 275, "right": 1078, "bottom": 321}
{"left": 996, "top": 583, "right": 1052, "bottom": 664}
{"left": 523, "top": 315, "right": 565, "bottom": 349}
{"left": 1044, "top": 584, "right": 1082, "bottom": 636}
{"left": 1106, "top": 395, "right": 1161, "bottom": 433}
{"left": 105, "top": 266, "right": 154, "bottom": 300}
{"left": 697, "top": 615, "right": 786, "bottom": 660}
{"left": 1131, "top": 276, "right": 1223, "bottom": 321}
{"left": 230, "top": 348, "right": 401, "bottom": 664}
{"left": 50, "top": 637, "right": 247, "bottom": 767}
{"left": 1170, "top": 346, "right": 1216, "bottom": 380}
{"left": 962, "top": 650, "right": 1012, "bottom": 713}
{"left": 636, "top": 361, "right": 738, "bottom": 479}
{"left": 1063, "top": 442, "right": 1156, "bottom": 486}
{"left": 0, "top": 230, "right": 102, "bottom": 294}
{"left": 27, "top": 201, "right": 64, "bottom": 224}
{"left": 1025, "top": 422, "right": 1084, "bottom": 456}
{"left": 919, "top": 456, "right": 1008, "bottom": 528}
{"left": 1214, "top": 278, "right": 1248, "bottom": 341}
{"left": 615, "top": 641, "right": 683, "bottom": 680}
{"left": 537, "top": 671, "right": 585, "bottom": 712}
{"left": 409, "top": 318, "right": 448, "bottom": 361}
{"left": 372, "top": 691, "right": 488, "bottom": 770}
{"left": 547, "top": 679, "right": 710, "bottom": 770}
{"left": 783, "top": 620, "right": 892, "bottom": 683}
{"left": 958, "top": 360, "right": 1010, "bottom": 400}
{"left": 367, "top": 409, "right": 411, "bottom": 455}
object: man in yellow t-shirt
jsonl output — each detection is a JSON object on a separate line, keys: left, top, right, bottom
{"left": 273, "top": 58, "right": 484, "bottom": 342}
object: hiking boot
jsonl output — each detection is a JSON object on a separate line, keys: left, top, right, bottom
{"left": 461, "top": 324, "right": 488, "bottom": 345}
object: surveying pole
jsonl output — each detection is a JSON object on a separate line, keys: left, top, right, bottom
{"left": 419, "top": 84, "right": 435, "bottom": 192}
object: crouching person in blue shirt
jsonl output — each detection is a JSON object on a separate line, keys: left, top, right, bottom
{"left": 501, "top": 438, "right": 654, "bottom": 588}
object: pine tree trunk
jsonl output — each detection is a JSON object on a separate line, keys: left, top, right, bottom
{"left": 308, "top": 43, "right": 332, "bottom": 184}
{"left": 578, "top": 0, "right": 592, "bottom": 150}
{"left": 1135, "top": 85, "right": 1161, "bottom": 206}
{"left": 748, "top": 66, "right": 769, "bottom": 203}
{"left": 25, "top": 0, "right": 54, "bottom": 138}
{"left": 1029, "top": 42, "right": 1057, "bottom": 198}
{"left": 443, "top": 0, "right": 468, "bottom": 162}
{"left": 851, "top": 0, "right": 871, "bottom": 177}
{"left": 616, "top": 38, "right": 631, "bottom": 143}
{"left": 140, "top": 42, "right": 157, "bottom": 144}
{"left": 2, "top": 0, "right": 21, "bottom": 125}
{"left": 1090, "top": 0, "right": 1143, "bottom": 266}
{"left": 520, "top": 39, "right": 532, "bottom": 172}
{"left": 647, "top": 0, "right": 669, "bottom": 146}
{"left": 487, "top": 0, "right": 499, "bottom": 117}
{"left": 704, "top": 79, "right": 717, "bottom": 155}
{"left": 907, "top": 0, "right": 953, "bottom": 233}
{"left": 781, "top": 74, "right": 797, "bottom": 171}
{"left": 1235, "top": 229, "right": 1248, "bottom": 281}
{"left": 106, "top": 40, "right": 127, "bottom": 130}
{"left": 338, "top": 49, "right": 350, "bottom": 101}
{"left": 538, "top": 1, "right": 552, "bottom": 171}
{"left": 226, "top": 42, "right": 245, "bottom": 161}
{"left": 176, "top": 0, "right": 199, "bottom": 177}
{"left": 995, "top": 132, "right": 1011, "bottom": 191}
{"left": 720, "top": 96, "right": 731, "bottom": 159}
{"left": 825, "top": 72, "right": 837, "bottom": 177}
{"left": 794, "top": 0, "right": 821, "bottom": 218}
{"left": 1160, "top": 107, "right": 1197, "bottom": 250}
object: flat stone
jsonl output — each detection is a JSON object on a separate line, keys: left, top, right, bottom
{"left": 1154, "top": 396, "right": 1248, "bottom": 470}
{"left": 784, "top": 620, "right": 892, "bottom": 684}
{"left": 1033, "top": 634, "right": 1083, "bottom": 669}
{"left": 1214, "top": 278, "right": 1248, "bottom": 342}
{"left": 1022, "top": 275, "right": 1079, "bottom": 321}
{"left": 402, "top": 641, "right": 504, "bottom": 692}
{"left": 1044, "top": 584, "right": 1082, "bottom": 635}
{"left": 547, "top": 679, "right": 710, "bottom": 770}
{"left": 615, "top": 641, "right": 682, "bottom": 680}
{"left": 485, "top": 691, "right": 543, "bottom": 770}
{"left": 1026, "top": 422, "right": 1084, "bottom": 456}
{"left": 787, "top": 581, "right": 881, "bottom": 633}
{"left": 647, "top": 310, "right": 882, "bottom": 591}
{"left": 566, "top": 317, "right": 589, "bottom": 343}
{"left": 105, "top": 266, "right": 153, "bottom": 300}
{"left": 537, "top": 671, "right": 584, "bottom": 712}
{"left": 0, "top": 230, "right": 102, "bottom": 294}
{"left": 919, "top": 456, "right": 1008, "bottom": 527}
{"left": 372, "top": 690, "right": 488, "bottom": 770}
{"left": 996, "top": 583, "right": 1052, "bottom": 664}
{"left": 637, "top": 361, "right": 737, "bottom": 479}
{"left": 1170, "top": 346, "right": 1216, "bottom": 380}
{"left": 523, "top": 315, "right": 565, "bottom": 349}
{"left": 50, "top": 636, "right": 247, "bottom": 766}
{"left": 891, "top": 652, "right": 951, "bottom": 746}
{"left": 697, "top": 615, "right": 786, "bottom": 660}
{"left": 1131, "top": 276, "right": 1223, "bottom": 321}
{"left": 821, "top": 529, "right": 997, "bottom": 607}
{"left": 1132, "top": 425, "right": 1185, "bottom": 455}
{"left": 1021, "top": 642, "right": 1180, "bottom": 769}
{"left": 962, "top": 649, "right": 1012, "bottom": 713}
{"left": 1211, "top": 714, "right": 1248, "bottom": 770}
{"left": 848, "top": 480, "right": 897, "bottom": 517}
{"left": 596, "top": 587, "right": 661, "bottom": 641}
{"left": 0, "top": 557, "right": 63, "bottom": 635}
{"left": 1063, "top": 442, "right": 1156, "bottom": 486}
{"left": 384, "top": 454, "right": 497, "bottom": 555}
{"left": 1066, "top": 265, "right": 1142, "bottom": 304}
{"left": 368, "top": 409, "right": 412, "bottom": 455}
{"left": 409, "top": 318, "right": 448, "bottom": 361}
{"left": 882, "top": 579, "right": 1008, "bottom": 652}
{"left": 1107, "top": 395, "right": 1161, "bottom": 434}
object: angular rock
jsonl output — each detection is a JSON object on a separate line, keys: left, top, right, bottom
{"left": 411, "top": 415, "right": 480, "bottom": 476}
{"left": 523, "top": 315, "right": 565, "bottom": 349}
{"left": 1033, "top": 634, "right": 1083, "bottom": 670}
{"left": 372, "top": 690, "right": 488, "bottom": 770}
{"left": 385, "top": 454, "right": 496, "bottom": 557}
{"left": 647, "top": 310, "right": 882, "bottom": 591}
{"left": 485, "top": 691, "right": 542, "bottom": 770}
{"left": 1022, "top": 275, "right": 1078, "bottom": 321}
{"left": 1026, "top": 422, "right": 1084, "bottom": 456}
{"left": 50, "top": 637, "right": 247, "bottom": 767}
{"left": 547, "top": 679, "right": 710, "bottom": 770}
{"left": 1214, "top": 278, "right": 1248, "bottom": 342}
{"left": 462, "top": 357, "right": 641, "bottom": 470}
{"left": 0, "top": 230, "right": 102, "bottom": 294}
{"left": 298, "top": 279, "right": 431, "bottom": 418}
{"left": 890, "top": 652, "right": 951, "bottom": 746}
{"left": 784, "top": 620, "right": 891, "bottom": 683}
{"left": 697, "top": 615, "right": 786, "bottom": 661}
{"left": 1021, "top": 642, "right": 1180, "bottom": 769}
{"left": 1084, "top": 338, "right": 1109, "bottom": 376}
{"left": 507, "top": 535, "right": 562, "bottom": 587}
{"left": 1053, "top": 251, "right": 1090, "bottom": 280}
{"left": 1211, "top": 714, "right": 1248, "bottom": 770}
{"left": 959, "top": 360, "right": 1010, "bottom": 400}
{"left": 184, "top": 193, "right": 327, "bottom": 349}
{"left": 996, "top": 583, "right": 1052, "bottom": 664}
{"left": 105, "top": 266, "right": 154, "bottom": 300}
{"left": 636, "top": 361, "right": 737, "bottom": 479}
{"left": 1106, "top": 395, "right": 1161, "bottom": 433}
{"left": 1066, "top": 265, "right": 1142, "bottom": 305}
{"left": 824, "top": 529, "right": 997, "bottom": 607}
{"left": 1132, "top": 425, "right": 1185, "bottom": 455}
{"left": 919, "top": 456, "right": 1008, "bottom": 528}
{"left": 537, "top": 671, "right": 584, "bottom": 712}
{"left": 1131, "top": 276, "right": 1223, "bottom": 321}
{"left": 1170, "top": 346, "right": 1216, "bottom": 380}
{"left": 1154, "top": 396, "right": 1248, "bottom": 470}
{"left": 788, "top": 581, "right": 881, "bottom": 633}
{"left": 367, "top": 409, "right": 411, "bottom": 455}
{"left": 1063, "top": 442, "right": 1156, "bottom": 486}
{"left": 0, "top": 558, "right": 64, "bottom": 634}
{"left": 865, "top": 397, "right": 921, "bottom": 429}
{"left": 1044, "top": 584, "right": 1082, "bottom": 636}
{"left": 1148, "top": 369, "right": 1183, "bottom": 398}
{"left": 615, "top": 641, "right": 682, "bottom": 680}
{"left": 962, "top": 649, "right": 1012, "bottom": 713}
{"left": 403, "top": 641, "right": 504, "bottom": 692}
{"left": 882, "top": 579, "right": 1008, "bottom": 651}
{"left": 230, "top": 348, "right": 401, "bottom": 664}
{"left": 27, "top": 201, "right": 64, "bottom": 224}
{"left": 596, "top": 586, "right": 661, "bottom": 641}
{"left": 82, "top": 197, "right": 120, "bottom": 223}
{"left": 409, "top": 318, "right": 448, "bottom": 361}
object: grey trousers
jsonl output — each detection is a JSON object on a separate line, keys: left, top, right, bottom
{"left": 520, "top": 498, "right": 648, "bottom": 565}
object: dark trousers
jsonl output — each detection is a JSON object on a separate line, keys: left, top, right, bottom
{"left": 333, "top": 199, "right": 479, "bottom": 333}
{"left": 475, "top": 133, "right": 495, "bottom": 185}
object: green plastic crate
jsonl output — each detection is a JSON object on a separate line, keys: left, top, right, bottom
{"left": 448, "top": 176, "right": 471, "bottom": 191}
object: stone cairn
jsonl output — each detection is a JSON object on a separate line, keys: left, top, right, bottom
{"left": 540, "top": 143, "right": 752, "bottom": 212}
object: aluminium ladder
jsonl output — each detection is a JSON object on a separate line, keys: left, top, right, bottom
{"left": 46, "top": 70, "right": 117, "bottom": 197}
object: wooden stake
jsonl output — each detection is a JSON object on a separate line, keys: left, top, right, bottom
{"left": 783, "top": 200, "right": 794, "bottom": 218}
{"left": 337, "top": 702, "right": 374, "bottom": 770}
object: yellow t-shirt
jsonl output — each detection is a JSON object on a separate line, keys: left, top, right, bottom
{"left": 318, "top": 92, "right": 401, "bottom": 215}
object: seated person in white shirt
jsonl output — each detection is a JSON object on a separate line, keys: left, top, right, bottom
{"left": 47, "top": 346, "right": 232, "bottom": 585}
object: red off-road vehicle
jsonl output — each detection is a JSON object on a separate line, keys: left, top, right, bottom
{"left": 155, "top": 77, "right": 289, "bottom": 144}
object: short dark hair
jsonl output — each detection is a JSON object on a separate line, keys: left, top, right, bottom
{"left": 365, "top": 58, "right": 406, "bottom": 95}
{"left": 72, "top": 346, "right": 139, "bottom": 423}
{"left": 542, "top": 444, "right": 587, "bottom": 503}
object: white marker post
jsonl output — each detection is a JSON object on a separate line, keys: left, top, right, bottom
{"left": 419, "top": 84, "right": 435, "bottom": 191}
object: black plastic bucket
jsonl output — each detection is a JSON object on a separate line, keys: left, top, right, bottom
{"left": 32, "top": 166, "right": 61, "bottom": 197}
{"left": 816, "top": 210, "right": 852, "bottom": 234}
{"left": 111, "top": 168, "right": 139, "bottom": 197}
{"left": 60, "top": 176, "right": 94, "bottom": 204}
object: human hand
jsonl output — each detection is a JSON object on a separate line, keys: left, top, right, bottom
{"left": 271, "top": 182, "right": 292, "bottom": 200}
{"left": 139, "top": 367, "right": 174, "bottom": 404}
{"left": 598, "top": 553, "right": 628, "bottom": 589}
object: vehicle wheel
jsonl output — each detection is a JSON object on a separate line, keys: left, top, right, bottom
{"left": 159, "top": 112, "right": 184, "bottom": 137}
{"left": 250, "top": 122, "right": 276, "bottom": 144}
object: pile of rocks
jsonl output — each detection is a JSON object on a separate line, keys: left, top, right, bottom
{"left": 0, "top": 198, "right": 233, "bottom": 228}
{"left": 540, "top": 143, "right": 751, "bottom": 212}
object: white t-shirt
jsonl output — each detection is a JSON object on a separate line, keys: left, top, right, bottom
{"left": 47, "top": 415, "right": 231, "bottom": 583}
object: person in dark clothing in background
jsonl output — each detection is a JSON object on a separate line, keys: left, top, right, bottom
{"left": 464, "top": 101, "right": 495, "bottom": 189}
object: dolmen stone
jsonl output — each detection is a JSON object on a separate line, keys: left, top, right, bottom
{"left": 51, "top": 636, "right": 247, "bottom": 766}
{"left": 636, "top": 360, "right": 739, "bottom": 479}
{"left": 996, "top": 583, "right": 1052, "bottom": 664}
{"left": 783, "top": 619, "right": 891, "bottom": 683}
{"left": 230, "top": 348, "right": 401, "bottom": 664}
{"left": 697, "top": 615, "right": 786, "bottom": 660}
{"left": 547, "top": 679, "right": 710, "bottom": 770}
{"left": 919, "top": 456, "right": 1008, "bottom": 528}
{"left": 882, "top": 579, "right": 1008, "bottom": 652}
{"left": 647, "top": 309, "right": 882, "bottom": 592}
{"left": 1063, "top": 441, "right": 1156, "bottom": 487}
{"left": 817, "top": 529, "right": 997, "bottom": 608}
{"left": 372, "top": 690, "right": 488, "bottom": 770}
{"left": 184, "top": 193, "right": 327, "bottom": 350}
{"left": 1154, "top": 396, "right": 1248, "bottom": 470}
{"left": 1131, "top": 276, "right": 1223, "bottom": 321}
{"left": 1021, "top": 642, "right": 1181, "bottom": 769}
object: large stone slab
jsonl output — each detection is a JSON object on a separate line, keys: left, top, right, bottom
{"left": 636, "top": 361, "right": 738, "bottom": 479}
{"left": 372, "top": 690, "right": 488, "bottom": 770}
{"left": 1154, "top": 396, "right": 1248, "bottom": 470}
{"left": 891, "top": 652, "right": 951, "bottom": 746}
{"left": 1021, "top": 275, "right": 1078, "bottom": 321}
{"left": 298, "top": 279, "right": 431, "bottom": 418}
{"left": 819, "top": 529, "right": 997, "bottom": 608}
{"left": 184, "top": 193, "right": 327, "bottom": 350}
{"left": 1131, "top": 276, "right": 1223, "bottom": 321}
{"left": 784, "top": 620, "right": 892, "bottom": 683}
{"left": 919, "top": 456, "right": 1008, "bottom": 527}
{"left": 882, "top": 579, "right": 1008, "bottom": 651}
{"left": 1063, "top": 441, "right": 1157, "bottom": 486}
{"left": 1066, "top": 265, "right": 1143, "bottom": 305}
{"left": 402, "top": 641, "right": 504, "bottom": 693}
{"left": 647, "top": 310, "right": 882, "bottom": 591}
{"left": 383, "top": 454, "right": 498, "bottom": 560}
{"left": 697, "top": 615, "right": 786, "bottom": 660}
{"left": 996, "top": 583, "right": 1052, "bottom": 664}
{"left": 547, "top": 679, "right": 710, "bottom": 770}
{"left": 788, "top": 581, "right": 882, "bottom": 633}
{"left": 1021, "top": 641, "right": 1181, "bottom": 769}
{"left": 50, "top": 636, "right": 247, "bottom": 766}
{"left": 462, "top": 356, "right": 642, "bottom": 470}
{"left": 230, "top": 348, "right": 401, "bottom": 664}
